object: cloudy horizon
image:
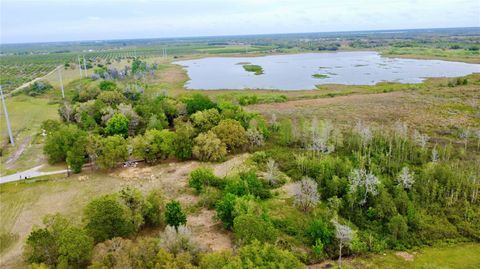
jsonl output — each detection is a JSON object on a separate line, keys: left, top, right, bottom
{"left": 1, "top": 0, "right": 479, "bottom": 44}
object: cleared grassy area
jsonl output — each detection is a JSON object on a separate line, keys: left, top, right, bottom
{"left": 381, "top": 47, "right": 480, "bottom": 63}
{"left": 338, "top": 243, "right": 480, "bottom": 269}
{"left": 248, "top": 74, "right": 480, "bottom": 137}
{"left": 0, "top": 95, "right": 59, "bottom": 175}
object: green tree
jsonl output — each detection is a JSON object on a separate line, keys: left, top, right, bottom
{"left": 387, "top": 214, "right": 409, "bottom": 241}
{"left": 96, "top": 135, "right": 128, "bottom": 169}
{"left": 191, "top": 108, "right": 221, "bottom": 132}
{"left": 25, "top": 229, "right": 58, "bottom": 266}
{"left": 165, "top": 200, "right": 187, "bottom": 230}
{"left": 66, "top": 136, "right": 87, "bottom": 173}
{"left": 212, "top": 119, "right": 248, "bottom": 152}
{"left": 105, "top": 113, "right": 130, "bottom": 137}
{"left": 84, "top": 195, "right": 135, "bottom": 242}
{"left": 181, "top": 93, "right": 216, "bottom": 115}
{"left": 24, "top": 214, "right": 91, "bottom": 268}
{"left": 192, "top": 131, "right": 227, "bottom": 162}
{"left": 119, "top": 187, "right": 146, "bottom": 230}
{"left": 143, "top": 190, "right": 164, "bottom": 227}
{"left": 44, "top": 124, "right": 86, "bottom": 164}
{"left": 57, "top": 227, "right": 94, "bottom": 268}
{"left": 147, "top": 114, "right": 168, "bottom": 130}
{"left": 98, "top": 91, "right": 127, "bottom": 106}
{"left": 215, "top": 193, "right": 237, "bottom": 230}
{"left": 132, "top": 129, "right": 175, "bottom": 163}
{"left": 172, "top": 122, "right": 194, "bottom": 160}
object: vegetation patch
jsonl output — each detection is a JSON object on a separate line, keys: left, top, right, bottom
{"left": 243, "top": 64, "right": 264, "bottom": 75}
{"left": 312, "top": 73, "right": 329, "bottom": 79}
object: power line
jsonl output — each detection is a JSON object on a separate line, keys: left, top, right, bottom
{"left": 0, "top": 85, "right": 15, "bottom": 146}
{"left": 78, "top": 56, "right": 83, "bottom": 77}
{"left": 58, "top": 67, "right": 65, "bottom": 99}
{"left": 83, "top": 56, "right": 88, "bottom": 77}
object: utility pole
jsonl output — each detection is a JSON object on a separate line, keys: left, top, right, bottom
{"left": 78, "top": 56, "right": 83, "bottom": 77}
{"left": 58, "top": 67, "right": 65, "bottom": 99}
{"left": 0, "top": 85, "right": 14, "bottom": 146}
{"left": 83, "top": 56, "right": 88, "bottom": 77}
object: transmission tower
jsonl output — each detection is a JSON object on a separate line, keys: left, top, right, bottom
{"left": 0, "top": 85, "right": 14, "bottom": 146}
{"left": 78, "top": 56, "right": 83, "bottom": 77}
{"left": 58, "top": 67, "right": 65, "bottom": 98}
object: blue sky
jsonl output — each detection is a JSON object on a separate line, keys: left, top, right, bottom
{"left": 1, "top": 0, "right": 479, "bottom": 44}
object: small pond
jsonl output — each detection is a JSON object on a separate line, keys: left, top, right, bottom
{"left": 174, "top": 51, "right": 480, "bottom": 90}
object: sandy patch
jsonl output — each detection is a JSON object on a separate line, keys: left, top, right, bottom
{"left": 395, "top": 251, "right": 415, "bottom": 261}
{"left": 187, "top": 209, "right": 233, "bottom": 251}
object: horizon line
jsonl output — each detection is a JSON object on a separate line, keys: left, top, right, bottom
{"left": 2, "top": 26, "right": 479, "bottom": 46}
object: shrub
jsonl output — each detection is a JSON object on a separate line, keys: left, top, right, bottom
{"left": 216, "top": 193, "right": 237, "bottom": 229}
{"left": 227, "top": 240, "right": 304, "bottom": 268}
{"left": 293, "top": 177, "right": 320, "bottom": 212}
{"left": 105, "top": 113, "right": 129, "bottom": 137}
{"left": 173, "top": 121, "right": 195, "bottom": 160}
{"left": 191, "top": 108, "right": 221, "bottom": 132}
{"left": 189, "top": 167, "right": 219, "bottom": 193}
{"left": 224, "top": 171, "right": 271, "bottom": 199}
{"left": 95, "top": 135, "right": 128, "bottom": 169}
{"left": 192, "top": 131, "right": 227, "bottom": 162}
{"left": 165, "top": 200, "right": 187, "bottom": 230}
{"left": 99, "top": 80, "right": 117, "bottom": 91}
{"left": 160, "top": 225, "right": 199, "bottom": 257}
{"left": 26, "top": 81, "right": 52, "bottom": 96}
{"left": 199, "top": 250, "right": 232, "bottom": 269}
{"left": 132, "top": 129, "right": 175, "bottom": 162}
{"left": 387, "top": 214, "right": 409, "bottom": 241}
{"left": 233, "top": 214, "right": 277, "bottom": 244}
{"left": 143, "top": 190, "right": 164, "bottom": 227}
{"left": 212, "top": 119, "right": 248, "bottom": 152}
{"left": 306, "top": 218, "right": 334, "bottom": 246}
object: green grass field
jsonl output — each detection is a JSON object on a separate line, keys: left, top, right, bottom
{"left": 341, "top": 243, "right": 480, "bottom": 269}
{"left": 0, "top": 95, "right": 59, "bottom": 174}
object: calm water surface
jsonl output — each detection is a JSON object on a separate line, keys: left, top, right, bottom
{"left": 174, "top": 51, "right": 480, "bottom": 90}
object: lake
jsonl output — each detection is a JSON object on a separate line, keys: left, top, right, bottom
{"left": 174, "top": 51, "right": 480, "bottom": 90}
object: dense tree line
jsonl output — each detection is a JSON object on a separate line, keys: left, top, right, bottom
{"left": 43, "top": 79, "right": 267, "bottom": 172}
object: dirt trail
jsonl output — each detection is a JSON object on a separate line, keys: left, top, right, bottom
{"left": 5, "top": 136, "right": 32, "bottom": 168}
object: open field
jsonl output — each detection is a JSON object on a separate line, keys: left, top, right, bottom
{"left": 0, "top": 95, "right": 59, "bottom": 174}
{"left": 0, "top": 153, "right": 249, "bottom": 268}
{"left": 247, "top": 74, "right": 480, "bottom": 141}
{"left": 310, "top": 243, "right": 480, "bottom": 269}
